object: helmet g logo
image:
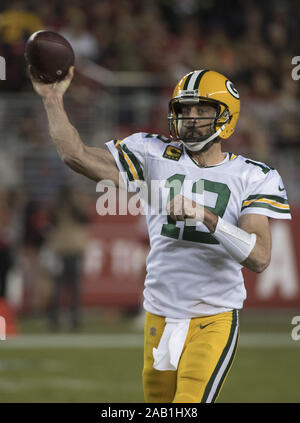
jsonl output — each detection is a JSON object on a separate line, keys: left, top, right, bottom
{"left": 225, "top": 80, "right": 239, "bottom": 99}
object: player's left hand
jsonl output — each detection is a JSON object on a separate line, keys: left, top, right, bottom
{"left": 29, "top": 65, "right": 74, "bottom": 99}
{"left": 167, "top": 194, "right": 204, "bottom": 222}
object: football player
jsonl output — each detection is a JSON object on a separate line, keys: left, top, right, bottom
{"left": 30, "top": 67, "right": 291, "bottom": 403}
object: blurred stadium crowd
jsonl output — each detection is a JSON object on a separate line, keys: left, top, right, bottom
{"left": 1, "top": 0, "right": 300, "bottom": 88}
{"left": 0, "top": 0, "right": 299, "bottom": 329}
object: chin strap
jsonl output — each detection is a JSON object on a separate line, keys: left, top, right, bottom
{"left": 182, "top": 125, "right": 225, "bottom": 152}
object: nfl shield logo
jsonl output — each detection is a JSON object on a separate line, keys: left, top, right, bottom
{"left": 150, "top": 327, "right": 156, "bottom": 336}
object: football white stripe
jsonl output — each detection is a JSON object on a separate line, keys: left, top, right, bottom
{"left": 27, "top": 30, "right": 44, "bottom": 42}
{"left": 206, "top": 317, "right": 239, "bottom": 403}
{"left": 187, "top": 69, "right": 204, "bottom": 90}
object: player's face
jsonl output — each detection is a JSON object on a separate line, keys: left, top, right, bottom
{"left": 179, "top": 103, "right": 217, "bottom": 141}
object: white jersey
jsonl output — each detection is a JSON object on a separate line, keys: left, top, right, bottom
{"left": 106, "top": 133, "right": 291, "bottom": 318}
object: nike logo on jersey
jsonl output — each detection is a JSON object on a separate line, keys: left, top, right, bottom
{"left": 278, "top": 186, "right": 285, "bottom": 191}
{"left": 200, "top": 322, "right": 214, "bottom": 329}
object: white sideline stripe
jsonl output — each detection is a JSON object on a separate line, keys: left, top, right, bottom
{"left": 0, "top": 378, "right": 140, "bottom": 393}
{"left": 0, "top": 333, "right": 299, "bottom": 349}
{"left": 239, "top": 333, "right": 300, "bottom": 347}
{"left": 0, "top": 334, "right": 143, "bottom": 349}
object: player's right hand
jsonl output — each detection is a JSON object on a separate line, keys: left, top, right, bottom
{"left": 167, "top": 194, "right": 205, "bottom": 222}
{"left": 29, "top": 65, "right": 74, "bottom": 98}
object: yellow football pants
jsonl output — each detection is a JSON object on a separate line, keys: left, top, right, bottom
{"left": 143, "top": 310, "right": 239, "bottom": 403}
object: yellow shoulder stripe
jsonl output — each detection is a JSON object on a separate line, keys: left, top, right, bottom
{"left": 242, "top": 198, "right": 290, "bottom": 209}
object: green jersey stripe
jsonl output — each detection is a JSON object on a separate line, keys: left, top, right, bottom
{"left": 118, "top": 152, "right": 134, "bottom": 181}
{"left": 241, "top": 202, "right": 290, "bottom": 213}
{"left": 243, "top": 194, "right": 288, "bottom": 204}
{"left": 120, "top": 143, "right": 144, "bottom": 180}
{"left": 113, "top": 140, "right": 135, "bottom": 181}
{"left": 145, "top": 133, "right": 170, "bottom": 143}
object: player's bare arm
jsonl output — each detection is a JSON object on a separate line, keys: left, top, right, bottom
{"left": 237, "top": 213, "right": 271, "bottom": 273}
{"left": 168, "top": 194, "right": 271, "bottom": 274}
{"left": 30, "top": 66, "right": 122, "bottom": 187}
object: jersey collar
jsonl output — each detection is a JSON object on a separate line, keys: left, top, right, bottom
{"left": 185, "top": 148, "right": 230, "bottom": 168}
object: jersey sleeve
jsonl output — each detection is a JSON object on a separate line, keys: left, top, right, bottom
{"left": 105, "top": 133, "right": 146, "bottom": 192}
{"left": 241, "top": 167, "right": 291, "bottom": 220}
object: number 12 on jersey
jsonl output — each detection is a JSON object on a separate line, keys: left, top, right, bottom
{"left": 161, "top": 174, "right": 231, "bottom": 244}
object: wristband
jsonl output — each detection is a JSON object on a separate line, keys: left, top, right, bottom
{"left": 213, "top": 217, "right": 257, "bottom": 263}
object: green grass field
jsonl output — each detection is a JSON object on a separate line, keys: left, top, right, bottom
{"left": 0, "top": 309, "right": 299, "bottom": 403}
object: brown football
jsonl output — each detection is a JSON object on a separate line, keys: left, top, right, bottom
{"left": 25, "top": 30, "right": 75, "bottom": 84}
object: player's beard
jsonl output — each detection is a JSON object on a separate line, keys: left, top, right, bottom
{"left": 179, "top": 120, "right": 215, "bottom": 151}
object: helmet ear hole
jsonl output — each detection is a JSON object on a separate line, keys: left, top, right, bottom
{"left": 218, "top": 108, "right": 231, "bottom": 124}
